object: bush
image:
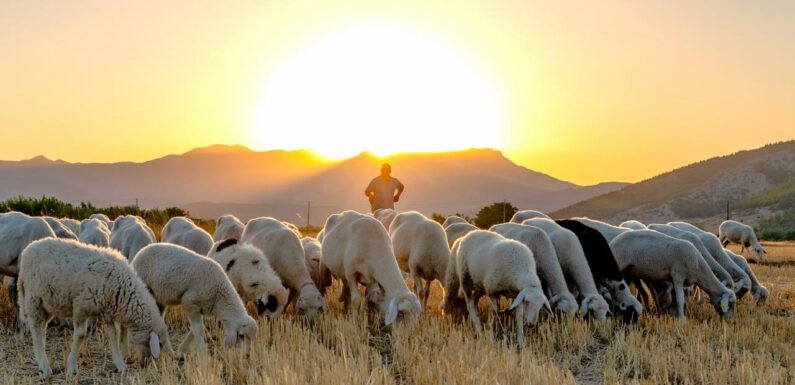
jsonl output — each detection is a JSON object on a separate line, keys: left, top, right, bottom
{"left": 474, "top": 202, "right": 517, "bottom": 229}
{"left": 756, "top": 208, "right": 795, "bottom": 240}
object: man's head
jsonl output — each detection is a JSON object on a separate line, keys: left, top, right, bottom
{"left": 380, "top": 163, "right": 391, "bottom": 177}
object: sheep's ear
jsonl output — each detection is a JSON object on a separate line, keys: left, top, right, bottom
{"left": 385, "top": 298, "right": 399, "bottom": 325}
{"left": 226, "top": 259, "right": 236, "bottom": 271}
{"left": 216, "top": 238, "right": 238, "bottom": 252}
{"left": 509, "top": 289, "right": 528, "bottom": 311}
{"left": 149, "top": 332, "right": 161, "bottom": 359}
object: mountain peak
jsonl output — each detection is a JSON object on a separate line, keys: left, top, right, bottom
{"left": 184, "top": 144, "right": 253, "bottom": 155}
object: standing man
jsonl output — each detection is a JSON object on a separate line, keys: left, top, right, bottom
{"left": 364, "top": 163, "right": 404, "bottom": 213}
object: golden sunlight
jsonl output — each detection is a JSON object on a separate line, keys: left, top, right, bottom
{"left": 249, "top": 23, "right": 505, "bottom": 159}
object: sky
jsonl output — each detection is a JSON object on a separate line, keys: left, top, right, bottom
{"left": 1, "top": 1, "right": 794, "bottom": 185}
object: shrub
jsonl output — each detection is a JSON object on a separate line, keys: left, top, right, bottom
{"left": 474, "top": 202, "right": 517, "bottom": 229}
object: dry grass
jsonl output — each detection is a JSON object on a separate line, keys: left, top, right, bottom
{"left": 1, "top": 242, "right": 794, "bottom": 385}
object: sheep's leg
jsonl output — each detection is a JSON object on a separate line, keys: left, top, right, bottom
{"left": 67, "top": 317, "right": 88, "bottom": 375}
{"left": 105, "top": 323, "right": 126, "bottom": 373}
{"left": 412, "top": 270, "right": 425, "bottom": 308}
{"left": 345, "top": 274, "right": 362, "bottom": 317}
{"left": 29, "top": 315, "right": 52, "bottom": 377}
{"left": 339, "top": 279, "right": 351, "bottom": 312}
{"left": 514, "top": 303, "right": 525, "bottom": 347}
{"left": 181, "top": 309, "right": 206, "bottom": 353}
{"left": 464, "top": 292, "right": 481, "bottom": 333}
{"left": 672, "top": 278, "right": 686, "bottom": 322}
{"left": 423, "top": 280, "right": 432, "bottom": 305}
{"left": 118, "top": 323, "right": 129, "bottom": 360}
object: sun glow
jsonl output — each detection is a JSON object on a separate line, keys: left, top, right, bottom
{"left": 250, "top": 23, "right": 505, "bottom": 159}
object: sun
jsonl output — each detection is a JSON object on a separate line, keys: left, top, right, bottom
{"left": 250, "top": 23, "right": 506, "bottom": 159}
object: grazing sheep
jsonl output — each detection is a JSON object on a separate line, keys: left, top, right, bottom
{"left": 132, "top": 243, "right": 258, "bottom": 355}
{"left": 510, "top": 210, "right": 550, "bottom": 223}
{"left": 110, "top": 216, "right": 156, "bottom": 260}
{"left": 373, "top": 208, "right": 398, "bottom": 229}
{"left": 555, "top": 220, "right": 643, "bottom": 321}
{"left": 724, "top": 249, "right": 769, "bottom": 304}
{"left": 447, "top": 230, "right": 549, "bottom": 346}
{"left": 619, "top": 220, "right": 647, "bottom": 230}
{"left": 208, "top": 239, "right": 289, "bottom": 318}
{"left": 301, "top": 237, "right": 332, "bottom": 295}
{"left": 719, "top": 220, "right": 766, "bottom": 261}
{"left": 647, "top": 224, "right": 734, "bottom": 290}
{"left": 0, "top": 212, "right": 56, "bottom": 276}
{"left": 445, "top": 222, "right": 478, "bottom": 248}
{"left": 241, "top": 217, "right": 326, "bottom": 318}
{"left": 609, "top": 230, "right": 736, "bottom": 321}
{"left": 389, "top": 211, "right": 451, "bottom": 308}
{"left": 214, "top": 215, "right": 245, "bottom": 242}
{"left": 162, "top": 217, "right": 214, "bottom": 255}
{"left": 42, "top": 217, "right": 78, "bottom": 240}
{"left": 78, "top": 218, "right": 111, "bottom": 247}
{"left": 89, "top": 213, "right": 114, "bottom": 229}
{"left": 522, "top": 218, "right": 610, "bottom": 320}
{"left": 60, "top": 218, "right": 82, "bottom": 236}
{"left": 18, "top": 238, "right": 170, "bottom": 377}
{"left": 668, "top": 221, "right": 752, "bottom": 297}
{"left": 320, "top": 211, "right": 421, "bottom": 324}
{"left": 490, "top": 223, "right": 579, "bottom": 316}
{"left": 442, "top": 215, "right": 469, "bottom": 228}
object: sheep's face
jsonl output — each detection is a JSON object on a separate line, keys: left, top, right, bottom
{"left": 752, "top": 286, "right": 769, "bottom": 304}
{"left": 753, "top": 246, "right": 766, "bottom": 260}
{"left": 295, "top": 287, "right": 327, "bottom": 319}
{"left": 733, "top": 276, "right": 751, "bottom": 299}
{"left": 225, "top": 316, "right": 258, "bottom": 356}
{"left": 581, "top": 294, "right": 609, "bottom": 321}
{"left": 711, "top": 291, "right": 736, "bottom": 317}
{"left": 130, "top": 327, "right": 169, "bottom": 365}
{"left": 548, "top": 293, "right": 578, "bottom": 317}
{"left": 385, "top": 293, "right": 422, "bottom": 325}
{"left": 256, "top": 287, "right": 289, "bottom": 318}
{"left": 604, "top": 280, "right": 643, "bottom": 323}
{"left": 509, "top": 289, "right": 551, "bottom": 326}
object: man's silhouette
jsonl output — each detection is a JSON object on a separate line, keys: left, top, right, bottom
{"left": 364, "top": 163, "right": 404, "bottom": 213}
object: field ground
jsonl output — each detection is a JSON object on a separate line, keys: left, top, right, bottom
{"left": 0, "top": 242, "right": 794, "bottom": 385}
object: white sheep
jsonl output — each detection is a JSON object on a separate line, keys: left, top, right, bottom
{"left": 320, "top": 210, "right": 422, "bottom": 324}
{"left": 0, "top": 212, "right": 56, "bottom": 277}
{"left": 373, "top": 208, "right": 398, "bottom": 229}
{"left": 510, "top": 210, "right": 550, "bottom": 223}
{"left": 301, "top": 237, "right": 332, "bottom": 295}
{"left": 18, "top": 238, "right": 170, "bottom": 377}
{"left": 162, "top": 216, "right": 214, "bottom": 256}
{"left": 442, "top": 215, "right": 468, "bottom": 228}
{"left": 207, "top": 239, "right": 289, "bottom": 317}
{"left": 89, "top": 213, "right": 114, "bottom": 229}
{"left": 214, "top": 214, "right": 245, "bottom": 242}
{"left": 724, "top": 248, "right": 769, "bottom": 304}
{"left": 647, "top": 224, "right": 734, "bottom": 290}
{"left": 42, "top": 216, "right": 78, "bottom": 240}
{"left": 132, "top": 243, "right": 258, "bottom": 355}
{"left": 241, "top": 217, "right": 326, "bottom": 318}
{"left": 609, "top": 230, "right": 736, "bottom": 321}
{"left": 60, "top": 218, "right": 82, "bottom": 236}
{"left": 78, "top": 218, "right": 111, "bottom": 247}
{"left": 109, "top": 215, "right": 156, "bottom": 260}
{"left": 446, "top": 230, "right": 549, "bottom": 346}
{"left": 444, "top": 222, "right": 478, "bottom": 248}
{"left": 389, "top": 211, "right": 451, "bottom": 308}
{"left": 619, "top": 220, "right": 647, "bottom": 230}
{"left": 719, "top": 220, "right": 766, "bottom": 261}
{"left": 490, "top": 223, "right": 579, "bottom": 316}
{"left": 522, "top": 218, "right": 610, "bottom": 320}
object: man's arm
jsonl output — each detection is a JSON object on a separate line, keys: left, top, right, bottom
{"left": 393, "top": 179, "right": 405, "bottom": 202}
{"left": 364, "top": 179, "right": 374, "bottom": 197}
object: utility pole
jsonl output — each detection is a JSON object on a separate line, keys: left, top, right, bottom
{"left": 502, "top": 199, "right": 507, "bottom": 223}
{"left": 306, "top": 201, "right": 311, "bottom": 230}
{"left": 726, "top": 201, "right": 730, "bottom": 221}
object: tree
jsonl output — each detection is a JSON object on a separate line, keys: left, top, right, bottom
{"left": 431, "top": 212, "right": 473, "bottom": 226}
{"left": 474, "top": 202, "right": 517, "bottom": 229}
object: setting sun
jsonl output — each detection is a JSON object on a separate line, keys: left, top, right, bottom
{"left": 249, "top": 23, "right": 505, "bottom": 159}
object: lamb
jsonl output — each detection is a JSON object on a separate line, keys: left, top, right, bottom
{"left": 490, "top": 223, "right": 579, "bottom": 316}
{"left": 388, "top": 211, "right": 451, "bottom": 308}
{"left": 609, "top": 230, "right": 736, "bottom": 321}
{"left": 162, "top": 216, "right": 214, "bottom": 255}
{"left": 668, "top": 221, "right": 752, "bottom": 297}
{"left": 132, "top": 243, "right": 258, "bottom": 355}
{"left": 320, "top": 210, "right": 421, "bottom": 324}
{"left": 445, "top": 222, "right": 478, "bottom": 248}
{"left": 89, "top": 213, "right": 114, "bottom": 229}
{"left": 42, "top": 217, "right": 78, "bottom": 240}
{"left": 619, "top": 220, "right": 647, "bottom": 230}
{"left": 446, "top": 230, "right": 549, "bottom": 346}
{"left": 109, "top": 215, "right": 156, "bottom": 260}
{"left": 18, "top": 238, "right": 170, "bottom": 377}
{"left": 647, "top": 224, "right": 734, "bottom": 290}
{"left": 510, "top": 210, "right": 550, "bottom": 223}
{"left": 555, "top": 220, "right": 643, "bottom": 321}
{"left": 60, "top": 218, "right": 82, "bottom": 236}
{"left": 214, "top": 215, "right": 245, "bottom": 242}
{"left": 719, "top": 220, "right": 766, "bottom": 261}
{"left": 241, "top": 217, "right": 326, "bottom": 318}
{"left": 78, "top": 218, "right": 111, "bottom": 247}
{"left": 522, "top": 218, "right": 610, "bottom": 320}
{"left": 724, "top": 249, "right": 769, "bottom": 304}
{"left": 442, "top": 215, "right": 469, "bottom": 228}
{"left": 301, "top": 237, "right": 332, "bottom": 295}
{"left": 373, "top": 208, "right": 398, "bottom": 229}
{"left": 208, "top": 239, "right": 289, "bottom": 317}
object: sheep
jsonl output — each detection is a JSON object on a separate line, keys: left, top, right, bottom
{"left": 719, "top": 220, "right": 766, "bottom": 261}
{"left": 78, "top": 218, "right": 111, "bottom": 247}
{"left": 109, "top": 216, "right": 156, "bottom": 260}
{"left": 207, "top": 239, "right": 289, "bottom": 318}
{"left": 522, "top": 218, "right": 610, "bottom": 320}
{"left": 89, "top": 213, "right": 114, "bottom": 229}
{"left": 373, "top": 208, "right": 398, "bottom": 229}
{"left": 555, "top": 220, "right": 643, "bottom": 321}
{"left": 724, "top": 249, "right": 769, "bottom": 304}
{"left": 320, "top": 210, "right": 421, "bottom": 324}
{"left": 445, "top": 222, "right": 478, "bottom": 248}
{"left": 241, "top": 217, "right": 326, "bottom": 318}
{"left": 18, "top": 238, "right": 170, "bottom": 377}
{"left": 668, "top": 221, "right": 752, "bottom": 297}
{"left": 442, "top": 215, "right": 468, "bottom": 228}
{"left": 162, "top": 216, "right": 214, "bottom": 255}
{"left": 490, "top": 223, "right": 579, "bottom": 316}
{"left": 619, "top": 220, "right": 647, "bottom": 230}
{"left": 301, "top": 237, "right": 332, "bottom": 296}
{"left": 609, "top": 230, "right": 736, "bottom": 321}
{"left": 132, "top": 243, "right": 258, "bottom": 355}
{"left": 388, "top": 211, "right": 451, "bottom": 308}
{"left": 60, "top": 218, "right": 82, "bottom": 236}
{"left": 647, "top": 224, "right": 734, "bottom": 290}
{"left": 446, "top": 230, "right": 549, "bottom": 346}
{"left": 42, "top": 216, "right": 78, "bottom": 240}
{"left": 510, "top": 210, "right": 550, "bottom": 223}
{"left": 214, "top": 215, "right": 245, "bottom": 242}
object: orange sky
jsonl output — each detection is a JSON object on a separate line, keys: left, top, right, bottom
{"left": 1, "top": 1, "right": 793, "bottom": 185}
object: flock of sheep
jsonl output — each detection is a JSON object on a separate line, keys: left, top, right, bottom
{"left": 0, "top": 208, "right": 769, "bottom": 377}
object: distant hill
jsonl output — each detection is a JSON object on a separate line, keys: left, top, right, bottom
{"left": 551, "top": 141, "right": 795, "bottom": 230}
{"left": 0, "top": 146, "right": 626, "bottom": 225}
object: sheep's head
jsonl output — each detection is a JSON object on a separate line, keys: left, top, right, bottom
{"left": 255, "top": 287, "right": 289, "bottom": 318}
{"left": 213, "top": 242, "right": 289, "bottom": 317}
{"left": 224, "top": 315, "right": 258, "bottom": 356}
{"left": 753, "top": 245, "right": 766, "bottom": 261}
{"left": 752, "top": 285, "right": 769, "bottom": 304}
{"left": 130, "top": 323, "right": 170, "bottom": 365}
{"left": 711, "top": 291, "right": 736, "bottom": 317}
{"left": 548, "top": 292, "right": 578, "bottom": 317}
{"left": 733, "top": 275, "right": 752, "bottom": 299}
{"left": 385, "top": 292, "right": 422, "bottom": 325}
{"left": 508, "top": 287, "right": 551, "bottom": 326}
{"left": 580, "top": 294, "right": 610, "bottom": 321}
{"left": 295, "top": 285, "right": 327, "bottom": 319}
{"left": 720, "top": 278, "right": 735, "bottom": 292}
{"left": 604, "top": 280, "right": 643, "bottom": 323}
